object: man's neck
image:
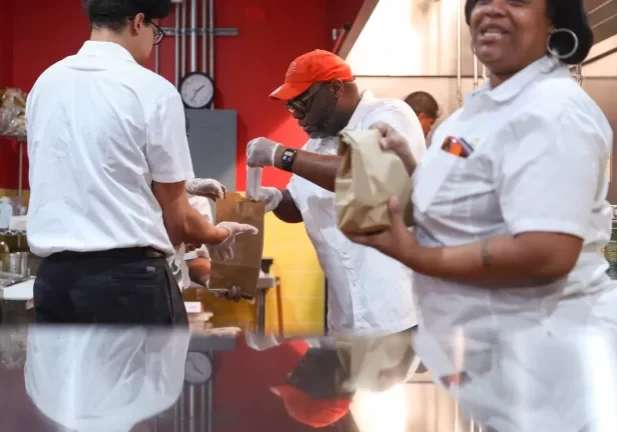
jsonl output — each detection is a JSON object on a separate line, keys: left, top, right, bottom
{"left": 90, "top": 30, "right": 129, "bottom": 49}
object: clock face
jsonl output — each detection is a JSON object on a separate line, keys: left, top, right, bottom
{"left": 180, "top": 72, "right": 214, "bottom": 109}
{"left": 185, "top": 351, "right": 213, "bottom": 384}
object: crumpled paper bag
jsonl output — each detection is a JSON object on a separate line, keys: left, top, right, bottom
{"left": 335, "top": 328, "right": 417, "bottom": 393}
{"left": 209, "top": 192, "right": 265, "bottom": 299}
{"left": 335, "top": 129, "right": 414, "bottom": 234}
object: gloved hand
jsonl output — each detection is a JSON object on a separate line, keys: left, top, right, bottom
{"left": 247, "top": 186, "right": 283, "bottom": 213}
{"left": 186, "top": 178, "right": 227, "bottom": 200}
{"left": 207, "top": 221, "right": 259, "bottom": 261}
{"left": 246, "top": 137, "right": 281, "bottom": 167}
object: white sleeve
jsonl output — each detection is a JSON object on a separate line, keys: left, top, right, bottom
{"left": 146, "top": 92, "right": 195, "bottom": 183}
{"left": 188, "top": 195, "right": 213, "bottom": 223}
{"left": 286, "top": 174, "right": 300, "bottom": 203}
{"left": 498, "top": 109, "right": 610, "bottom": 238}
{"left": 366, "top": 106, "right": 427, "bottom": 162}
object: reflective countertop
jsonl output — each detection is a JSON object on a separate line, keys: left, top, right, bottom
{"left": 0, "top": 325, "right": 615, "bottom": 432}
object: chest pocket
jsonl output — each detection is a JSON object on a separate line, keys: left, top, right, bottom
{"left": 413, "top": 146, "right": 501, "bottom": 227}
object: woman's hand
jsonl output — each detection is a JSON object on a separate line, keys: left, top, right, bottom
{"left": 345, "top": 197, "right": 418, "bottom": 263}
{"left": 371, "top": 121, "right": 417, "bottom": 175}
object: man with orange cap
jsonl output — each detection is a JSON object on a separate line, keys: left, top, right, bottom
{"left": 242, "top": 50, "right": 426, "bottom": 337}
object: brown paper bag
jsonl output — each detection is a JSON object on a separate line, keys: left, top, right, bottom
{"left": 209, "top": 192, "right": 265, "bottom": 298}
{"left": 335, "top": 129, "right": 414, "bottom": 234}
{"left": 335, "top": 328, "right": 415, "bottom": 392}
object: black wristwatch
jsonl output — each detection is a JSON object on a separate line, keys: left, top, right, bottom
{"left": 281, "top": 148, "right": 297, "bottom": 172}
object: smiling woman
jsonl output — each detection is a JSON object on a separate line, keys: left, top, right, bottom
{"left": 466, "top": 0, "right": 592, "bottom": 82}
{"left": 344, "top": 0, "right": 617, "bottom": 430}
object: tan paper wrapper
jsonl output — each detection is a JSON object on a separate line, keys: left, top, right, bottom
{"left": 335, "top": 129, "right": 414, "bottom": 234}
{"left": 209, "top": 192, "right": 265, "bottom": 298}
{"left": 335, "top": 328, "right": 415, "bottom": 392}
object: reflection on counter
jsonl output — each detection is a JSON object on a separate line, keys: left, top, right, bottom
{"left": 0, "top": 326, "right": 614, "bottom": 431}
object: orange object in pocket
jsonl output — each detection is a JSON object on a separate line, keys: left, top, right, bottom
{"left": 441, "top": 136, "right": 473, "bottom": 158}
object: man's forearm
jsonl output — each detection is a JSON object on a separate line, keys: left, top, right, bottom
{"left": 273, "top": 189, "right": 303, "bottom": 224}
{"left": 274, "top": 146, "right": 340, "bottom": 192}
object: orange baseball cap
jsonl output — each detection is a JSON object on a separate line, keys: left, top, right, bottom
{"left": 269, "top": 49, "right": 354, "bottom": 101}
{"left": 271, "top": 385, "right": 351, "bottom": 428}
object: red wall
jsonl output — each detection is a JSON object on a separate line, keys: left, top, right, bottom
{"left": 0, "top": 0, "right": 364, "bottom": 191}
{"left": 0, "top": 0, "right": 363, "bottom": 430}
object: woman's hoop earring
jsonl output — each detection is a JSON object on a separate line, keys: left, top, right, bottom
{"left": 546, "top": 28, "right": 579, "bottom": 60}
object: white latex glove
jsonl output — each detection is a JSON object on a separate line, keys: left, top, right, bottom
{"left": 186, "top": 178, "right": 227, "bottom": 200}
{"left": 246, "top": 186, "right": 283, "bottom": 213}
{"left": 246, "top": 137, "right": 281, "bottom": 167}
{"left": 207, "top": 221, "right": 259, "bottom": 261}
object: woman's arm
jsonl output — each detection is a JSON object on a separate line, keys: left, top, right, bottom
{"left": 398, "top": 231, "right": 583, "bottom": 286}
{"left": 349, "top": 107, "right": 606, "bottom": 288}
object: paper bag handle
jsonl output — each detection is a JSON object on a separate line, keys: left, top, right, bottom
{"left": 246, "top": 166, "right": 263, "bottom": 198}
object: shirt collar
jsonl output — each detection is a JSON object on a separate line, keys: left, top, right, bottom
{"left": 346, "top": 89, "right": 378, "bottom": 128}
{"left": 466, "top": 55, "right": 568, "bottom": 105}
{"left": 78, "top": 41, "right": 137, "bottom": 64}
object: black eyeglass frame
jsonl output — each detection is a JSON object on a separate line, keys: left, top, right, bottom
{"left": 127, "top": 15, "right": 165, "bottom": 45}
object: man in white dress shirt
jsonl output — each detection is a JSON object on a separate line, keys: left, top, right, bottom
{"left": 25, "top": 0, "right": 256, "bottom": 325}
{"left": 242, "top": 50, "right": 426, "bottom": 336}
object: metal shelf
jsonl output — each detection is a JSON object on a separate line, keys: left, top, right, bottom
{"left": 0, "top": 229, "right": 25, "bottom": 237}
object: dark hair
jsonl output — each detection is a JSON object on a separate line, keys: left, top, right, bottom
{"left": 84, "top": 0, "right": 172, "bottom": 32}
{"left": 404, "top": 91, "right": 439, "bottom": 119}
{"left": 464, "top": 0, "right": 593, "bottom": 65}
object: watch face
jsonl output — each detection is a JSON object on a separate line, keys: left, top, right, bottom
{"left": 184, "top": 351, "right": 213, "bottom": 384}
{"left": 180, "top": 73, "right": 214, "bottom": 109}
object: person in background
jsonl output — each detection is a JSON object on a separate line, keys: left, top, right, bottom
{"left": 346, "top": 0, "right": 617, "bottom": 430}
{"left": 403, "top": 91, "right": 439, "bottom": 138}
{"left": 25, "top": 0, "right": 257, "bottom": 325}
{"left": 241, "top": 50, "right": 426, "bottom": 337}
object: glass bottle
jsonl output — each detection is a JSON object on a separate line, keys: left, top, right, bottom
{"left": 0, "top": 241, "right": 10, "bottom": 272}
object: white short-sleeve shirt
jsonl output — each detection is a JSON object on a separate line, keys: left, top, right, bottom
{"left": 287, "top": 90, "right": 426, "bottom": 335}
{"left": 411, "top": 56, "right": 617, "bottom": 430}
{"left": 26, "top": 41, "right": 194, "bottom": 257}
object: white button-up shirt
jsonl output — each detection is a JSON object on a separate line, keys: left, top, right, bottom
{"left": 412, "top": 56, "right": 617, "bottom": 431}
{"left": 288, "top": 90, "right": 426, "bottom": 335}
{"left": 26, "top": 41, "right": 194, "bottom": 257}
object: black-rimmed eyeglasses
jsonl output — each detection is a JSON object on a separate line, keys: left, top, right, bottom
{"left": 152, "top": 22, "right": 165, "bottom": 45}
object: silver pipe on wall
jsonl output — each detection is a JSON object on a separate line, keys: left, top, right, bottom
{"left": 174, "top": 3, "right": 180, "bottom": 86}
{"left": 207, "top": 352, "right": 214, "bottom": 432}
{"left": 473, "top": 55, "right": 479, "bottom": 89}
{"left": 575, "top": 64, "right": 583, "bottom": 86}
{"left": 190, "top": 0, "right": 198, "bottom": 72}
{"left": 208, "top": 0, "right": 215, "bottom": 107}
{"left": 181, "top": 0, "right": 187, "bottom": 78}
{"left": 201, "top": 0, "right": 207, "bottom": 72}
{"left": 154, "top": 43, "right": 160, "bottom": 74}
{"left": 456, "top": 0, "right": 463, "bottom": 106}
{"left": 208, "top": 0, "right": 214, "bottom": 77}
